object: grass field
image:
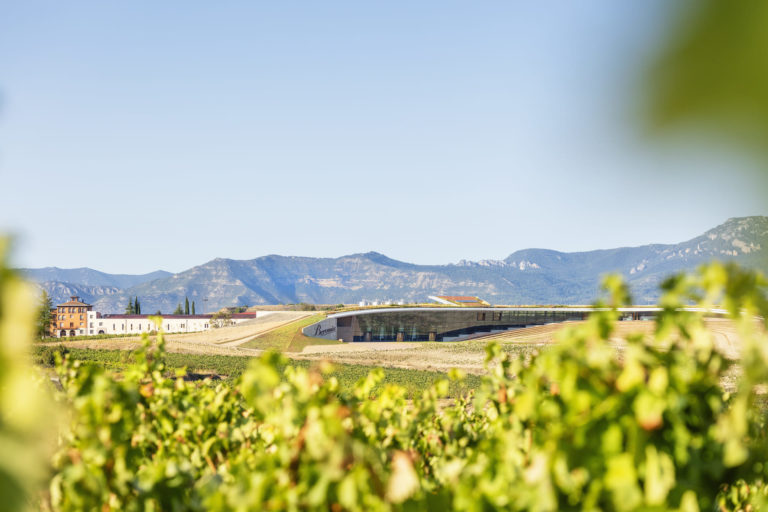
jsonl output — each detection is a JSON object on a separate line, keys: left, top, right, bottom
{"left": 33, "top": 345, "right": 481, "bottom": 398}
{"left": 241, "top": 313, "right": 342, "bottom": 352}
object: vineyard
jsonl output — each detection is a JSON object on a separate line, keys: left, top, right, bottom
{"left": 4, "top": 250, "right": 768, "bottom": 510}
{"left": 32, "top": 345, "right": 482, "bottom": 398}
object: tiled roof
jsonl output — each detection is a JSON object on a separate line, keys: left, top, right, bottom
{"left": 58, "top": 300, "right": 91, "bottom": 307}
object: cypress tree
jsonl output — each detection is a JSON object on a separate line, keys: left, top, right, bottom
{"left": 184, "top": 297, "right": 190, "bottom": 315}
{"left": 134, "top": 297, "right": 139, "bottom": 315}
{"left": 191, "top": 301, "right": 196, "bottom": 315}
{"left": 136, "top": 299, "right": 141, "bottom": 314}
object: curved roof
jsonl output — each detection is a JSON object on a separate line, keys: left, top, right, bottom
{"left": 326, "top": 306, "right": 727, "bottom": 319}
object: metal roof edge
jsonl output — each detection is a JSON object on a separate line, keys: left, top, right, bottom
{"left": 324, "top": 306, "right": 729, "bottom": 320}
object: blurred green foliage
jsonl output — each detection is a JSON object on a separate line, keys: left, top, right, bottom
{"left": 649, "top": 1, "right": 768, "bottom": 157}
{"left": 0, "top": 241, "right": 55, "bottom": 511}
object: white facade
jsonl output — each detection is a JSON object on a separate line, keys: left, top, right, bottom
{"left": 86, "top": 312, "right": 261, "bottom": 336}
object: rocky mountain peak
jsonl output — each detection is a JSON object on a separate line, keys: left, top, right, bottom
{"left": 25, "top": 216, "right": 768, "bottom": 312}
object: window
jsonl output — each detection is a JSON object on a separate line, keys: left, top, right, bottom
{"left": 492, "top": 312, "right": 502, "bottom": 321}
{"left": 80, "top": 315, "right": 84, "bottom": 320}
{"left": 476, "top": 312, "right": 486, "bottom": 321}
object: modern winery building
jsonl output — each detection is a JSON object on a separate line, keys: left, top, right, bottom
{"left": 302, "top": 306, "right": 659, "bottom": 343}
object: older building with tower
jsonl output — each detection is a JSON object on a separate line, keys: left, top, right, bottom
{"left": 50, "top": 296, "right": 93, "bottom": 337}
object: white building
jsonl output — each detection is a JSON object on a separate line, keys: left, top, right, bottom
{"left": 85, "top": 312, "right": 260, "bottom": 336}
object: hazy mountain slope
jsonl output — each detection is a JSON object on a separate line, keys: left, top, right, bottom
{"left": 21, "top": 267, "right": 171, "bottom": 289}
{"left": 27, "top": 217, "right": 768, "bottom": 312}
{"left": 39, "top": 281, "right": 122, "bottom": 307}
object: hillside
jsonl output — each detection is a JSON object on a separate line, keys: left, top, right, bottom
{"left": 25, "top": 216, "right": 768, "bottom": 312}
{"left": 21, "top": 267, "right": 171, "bottom": 289}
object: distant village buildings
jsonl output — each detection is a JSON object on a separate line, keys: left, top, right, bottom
{"left": 358, "top": 299, "right": 406, "bottom": 307}
{"left": 49, "top": 296, "right": 258, "bottom": 338}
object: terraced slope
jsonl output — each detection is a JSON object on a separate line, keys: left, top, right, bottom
{"left": 167, "top": 312, "right": 315, "bottom": 346}
{"left": 241, "top": 314, "right": 342, "bottom": 352}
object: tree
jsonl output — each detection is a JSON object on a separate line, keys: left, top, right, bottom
{"left": 37, "top": 290, "right": 53, "bottom": 338}
{"left": 154, "top": 310, "right": 162, "bottom": 315}
{"left": 209, "top": 310, "right": 231, "bottom": 328}
{"left": 134, "top": 297, "right": 140, "bottom": 315}
{"left": 173, "top": 303, "right": 183, "bottom": 315}
{"left": 136, "top": 299, "right": 141, "bottom": 315}
{"left": 191, "top": 301, "right": 196, "bottom": 315}
{"left": 184, "top": 297, "right": 190, "bottom": 315}
{"left": 125, "top": 299, "right": 135, "bottom": 315}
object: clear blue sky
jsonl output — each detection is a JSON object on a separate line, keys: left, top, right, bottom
{"left": 1, "top": 2, "right": 765, "bottom": 273}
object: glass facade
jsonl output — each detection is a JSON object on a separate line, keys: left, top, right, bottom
{"left": 337, "top": 308, "right": 590, "bottom": 342}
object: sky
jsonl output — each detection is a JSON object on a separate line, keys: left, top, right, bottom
{"left": 1, "top": 2, "right": 765, "bottom": 274}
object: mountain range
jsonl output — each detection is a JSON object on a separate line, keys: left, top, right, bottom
{"left": 22, "top": 216, "right": 768, "bottom": 313}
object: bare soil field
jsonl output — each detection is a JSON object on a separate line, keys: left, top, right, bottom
{"left": 292, "top": 319, "right": 743, "bottom": 374}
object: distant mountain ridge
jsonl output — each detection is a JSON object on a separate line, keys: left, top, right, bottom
{"left": 21, "top": 267, "right": 172, "bottom": 289}
{"left": 24, "top": 217, "right": 768, "bottom": 313}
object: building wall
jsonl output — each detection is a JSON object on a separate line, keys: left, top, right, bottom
{"left": 86, "top": 312, "right": 260, "bottom": 336}
{"left": 301, "top": 317, "right": 339, "bottom": 340}
{"left": 53, "top": 303, "right": 93, "bottom": 336}
{"left": 303, "top": 307, "right": 641, "bottom": 343}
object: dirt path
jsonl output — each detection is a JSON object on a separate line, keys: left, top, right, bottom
{"left": 301, "top": 342, "right": 423, "bottom": 353}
